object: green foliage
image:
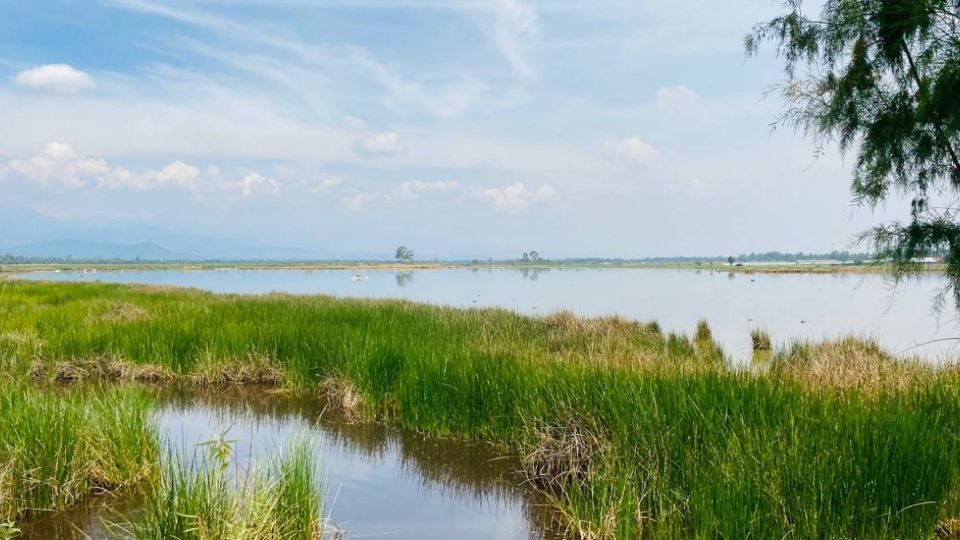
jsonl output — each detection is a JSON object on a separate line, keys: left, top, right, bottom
{"left": 0, "top": 382, "right": 158, "bottom": 526}
{"left": 133, "top": 441, "right": 323, "bottom": 540}
{"left": 8, "top": 281, "right": 960, "bottom": 537}
{"left": 394, "top": 245, "right": 414, "bottom": 262}
{"left": 748, "top": 0, "right": 960, "bottom": 305}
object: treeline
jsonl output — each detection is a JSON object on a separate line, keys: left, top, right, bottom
{"left": 556, "top": 251, "right": 874, "bottom": 265}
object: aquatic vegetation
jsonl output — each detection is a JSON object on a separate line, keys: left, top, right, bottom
{"left": 750, "top": 327, "right": 772, "bottom": 351}
{"left": 0, "top": 382, "right": 158, "bottom": 526}
{"left": 132, "top": 441, "right": 325, "bottom": 540}
{"left": 5, "top": 280, "right": 960, "bottom": 538}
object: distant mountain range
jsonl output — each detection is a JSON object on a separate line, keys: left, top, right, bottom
{"left": 5, "top": 240, "right": 197, "bottom": 261}
{"left": 0, "top": 206, "right": 317, "bottom": 261}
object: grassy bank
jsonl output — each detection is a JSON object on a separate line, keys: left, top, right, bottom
{"left": 0, "top": 382, "right": 157, "bottom": 532}
{"left": 4, "top": 280, "right": 960, "bottom": 538}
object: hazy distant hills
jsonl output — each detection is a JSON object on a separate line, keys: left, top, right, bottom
{"left": 5, "top": 240, "right": 197, "bottom": 261}
{"left": 0, "top": 207, "right": 317, "bottom": 261}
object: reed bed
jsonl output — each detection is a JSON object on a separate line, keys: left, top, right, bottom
{"left": 131, "top": 442, "right": 325, "bottom": 540}
{"left": 0, "top": 381, "right": 158, "bottom": 527}
{"left": 4, "top": 280, "right": 960, "bottom": 538}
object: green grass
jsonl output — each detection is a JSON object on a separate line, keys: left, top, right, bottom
{"left": 0, "top": 381, "right": 158, "bottom": 528}
{"left": 132, "top": 441, "right": 324, "bottom": 540}
{"left": 3, "top": 279, "right": 960, "bottom": 538}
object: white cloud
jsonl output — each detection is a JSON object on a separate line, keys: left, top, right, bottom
{"left": 400, "top": 179, "right": 460, "bottom": 199}
{"left": 487, "top": 0, "right": 540, "bottom": 78}
{"left": 7, "top": 142, "right": 107, "bottom": 188}
{"left": 359, "top": 132, "right": 402, "bottom": 155}
{"left": 155, "top": 160, "right": 200, "bottom": 188}
{"left": 480, "top": 182, "right": 555, "bottom": 213}
{"left": 606, "top": 136, "right": 658, "bottom": 165}
{"left": 13, "top": 64, "right": 95, "bottom": 93}
{"left": 656, "top": 85, "right": 701, "bottom": 112}
{"left": 3, "top": 142, "right": 281, "bottom": 198}
{"left": 237, "top": 172, "right": 281, "bottom": 197}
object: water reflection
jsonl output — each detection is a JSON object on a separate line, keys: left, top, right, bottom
{"left": 394, "top": 271, "right": 414, "bottom": 288}
{"left": 19, "top": 387, "right": 560, "bottom": 540}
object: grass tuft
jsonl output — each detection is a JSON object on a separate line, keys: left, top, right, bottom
{"left": 750, "top": 328, "right": 772, "bottom": 351}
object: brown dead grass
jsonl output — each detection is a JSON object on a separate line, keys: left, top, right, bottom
{"left": 318, "top": 377, "right": 364, "bottom": 421}
{"left": 770, "top": 337, "right": 935, "bottom": 393}
{"left": 937, "top": 519, "right": 960, "bottom": 538}
{"left": 189, "top": 352, "right": 286, "bottom": 386}
{"left": 522, "top": 420, "right": 606, "bottom": 492}
{"left": 28, "top": 356, "right": 174, "bottom": 383}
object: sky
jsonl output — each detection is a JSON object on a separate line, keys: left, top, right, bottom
{"left": 0, "top": 0, "right": 907, "bottom": 259}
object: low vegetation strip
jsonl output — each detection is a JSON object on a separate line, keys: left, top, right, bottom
{"left": 4, "top": 280, "right": 960, "bottom": 538}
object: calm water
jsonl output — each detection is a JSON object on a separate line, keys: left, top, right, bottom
{"left": 19, "top": 389, "right": 558, "bottom": 540}
{"left": 18, "top": 267, "right": 960, "bottom": 361}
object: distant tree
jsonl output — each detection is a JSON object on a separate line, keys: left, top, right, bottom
{"left": 747, "top": 0, "right": 960, "bottom": 307}
{"left": 521, "top": 252, "right": 530, "bottom": 262}
{"left": 727, "top": 256, "right": 736, "bottom": 266}
{"left": 529, "top": 250, "right": 541, "bottom": 262}
{"left": 395, "top": 246, "right": 414, "bottom": 262}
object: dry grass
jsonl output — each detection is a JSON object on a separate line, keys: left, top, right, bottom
{"left": 318, "top": 377, "right": 364, "bottom": 421}
{"left": 0, "top": 329, "right": 44, "bottom": 348}
{"left": 771, "top": 337, "right": 936, "bottom": 392}
{"left": 522, "top": 420, "right": 606, "bottom": 492}
{"left": 938, "top": 519, "right": 960, "bottom": 538}
{"left": 189, "top": 351, "right": 286, "bottom": 386}
{"left": 28, "top": 356, "right": 174, "bottom": 383}
{"left": 751, "top": 329, "right": 772, "bottom": 351}
{"left": 90, "top": 301, "right": 149, "bottom": 324}
{"left": 543, "top": 310, "right": 657, "bottom": 339}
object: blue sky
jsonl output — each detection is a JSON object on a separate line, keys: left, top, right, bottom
{"left": 0, "top": 0, "right": 902, "bottom": 259}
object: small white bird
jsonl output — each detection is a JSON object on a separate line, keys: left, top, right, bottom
{"left": 351, "top": 274, "right": 368, "bottom": 282}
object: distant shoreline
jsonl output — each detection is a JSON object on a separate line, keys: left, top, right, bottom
{"left": 0, "top": 260, "right": 946, "bottom": 275}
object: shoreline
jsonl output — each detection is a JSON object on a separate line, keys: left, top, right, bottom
{"left": 0, "top": 260, "right": 946, "bottom": 275}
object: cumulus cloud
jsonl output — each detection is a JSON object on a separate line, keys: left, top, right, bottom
{"left": 656, "top": 85, "right": 701, "bottom": 112}
{"left": 359, "top": 132, "right": 402, "bottom": 155}
{"left": 13, "top": 64, "right": 95, "bottom": 93}
{"left": 3, "top": 142, "right": 278, "bottom": 197}
{"left": 7, "top": 142, "right": 107, "bottom": 188}
{"left": 400, "top": 179, "right": 460, "bottom": 199}
{"left": 480, "top": 182, "right": 555, "bottom": 213}
{"left": 606, "top": 136, "right": 658, "bottom": 165}
{"left": 238, "top": 172, "right": 281, "bottom": 197}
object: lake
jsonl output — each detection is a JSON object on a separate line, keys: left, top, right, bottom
{"left": 16, "top": 267, "right": 959, "bottom": 362}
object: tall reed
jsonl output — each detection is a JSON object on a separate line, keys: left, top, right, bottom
{"left": 0, "top": 382, "right": 157, "bottom": 526}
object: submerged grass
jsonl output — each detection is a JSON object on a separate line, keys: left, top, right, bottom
{"left": 4, "top": 280, "right": 960, "bottom": 538}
